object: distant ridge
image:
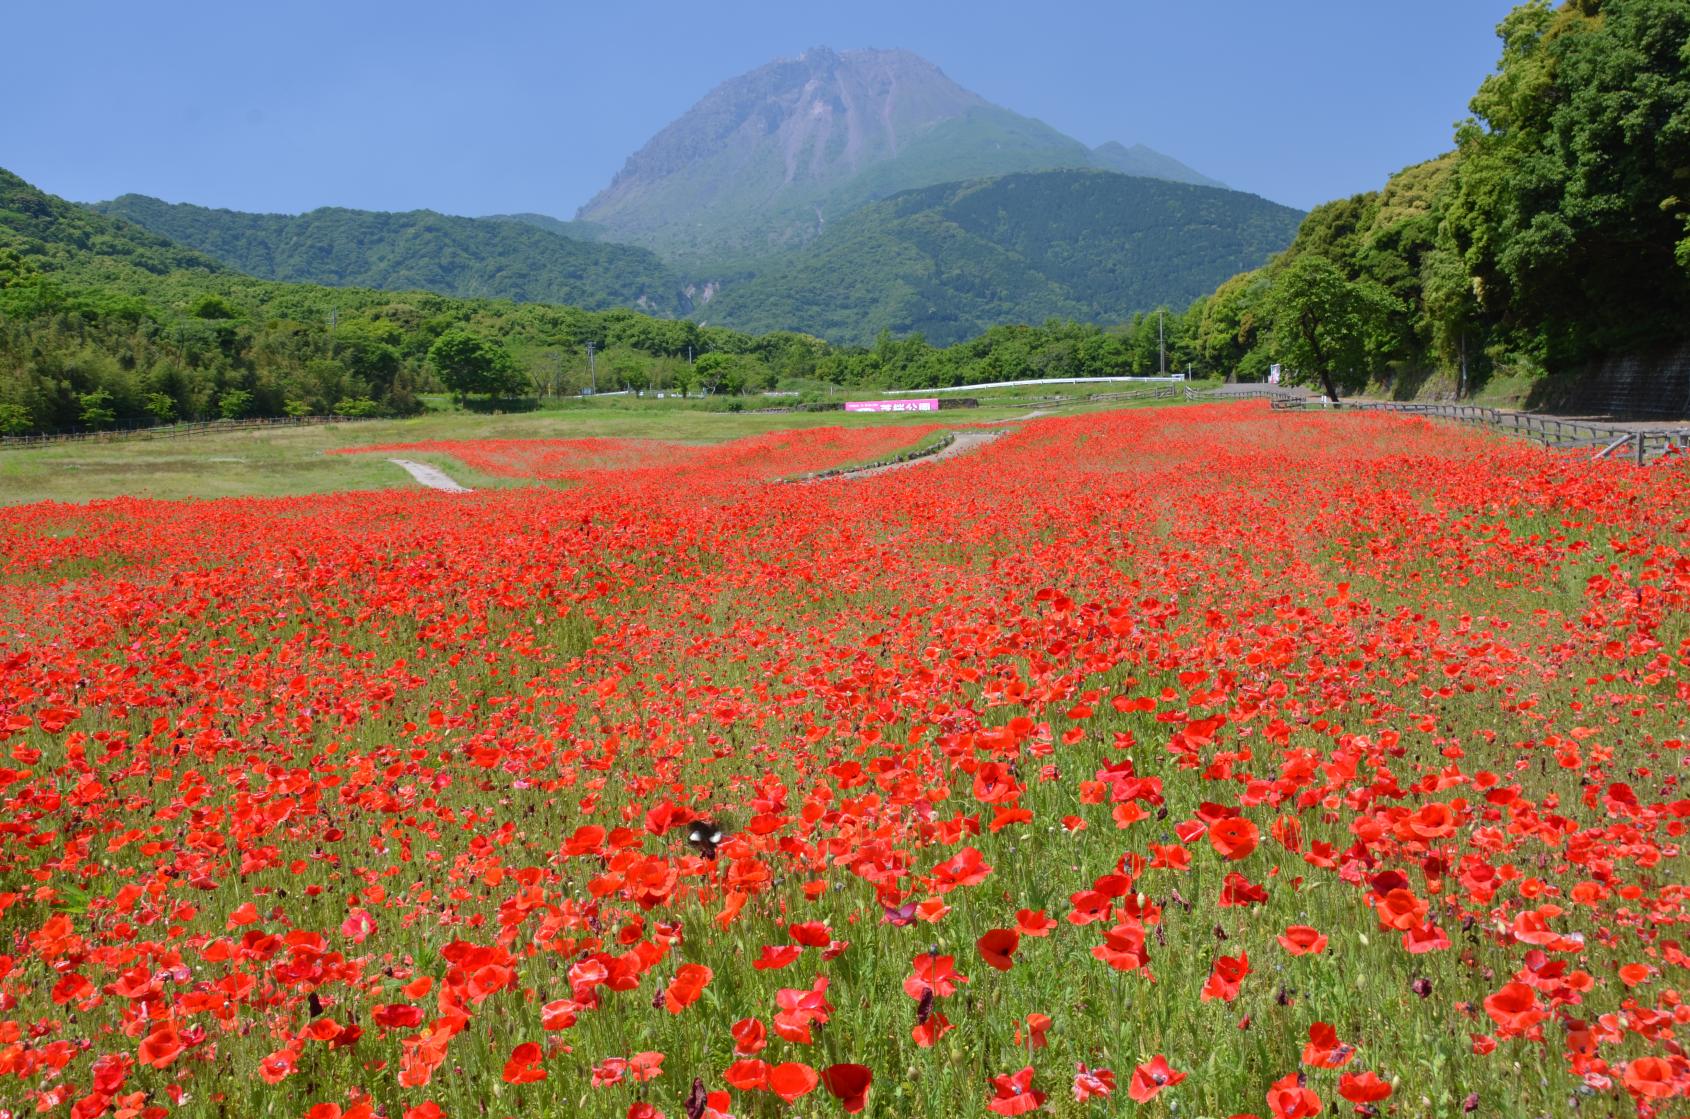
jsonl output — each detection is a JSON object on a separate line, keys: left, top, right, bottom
{"left": 89, "top": 195, "right": 685, "bottom": 312}
{"left": 700, "top": 169, "right": 1304, "bottom": 345}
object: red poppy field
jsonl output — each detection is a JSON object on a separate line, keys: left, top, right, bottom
{"left": 0, "top": 402, "right": 1686, "bottom": 1119}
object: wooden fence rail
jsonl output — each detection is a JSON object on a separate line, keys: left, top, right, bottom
{"left": 0, "top": 414, "right": 379, "bottom": 449}
{"left": 1257, "top": 395, "right": 1690, "bottom": 465}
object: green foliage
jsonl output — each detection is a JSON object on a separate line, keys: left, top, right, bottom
{"left": 218, "top": 389, "right": 254, "bottom": 420}
{"left": 189, "top": 292, "right": 240, "bottom": 319}
{"left": 144, "top": 392, "right": 177, "bottom": 423}
{"left": 78, "top": 388, "right": 117, "bottom": 429}
{"left": 0, "top": 401, "right": 33, "bottom": 434}
{"left": 427, "top": 329, "right": 524, "bottom": 398}
{"left": 1440, "top": 0, "right": 1690, "bottom": 363}
{"left": 0, "top": 246, "right": 38, "bottom": 287}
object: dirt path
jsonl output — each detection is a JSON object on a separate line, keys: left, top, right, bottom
{"left": 389, "top": 458, "right": 472, "bottom": 493}
{"left": 838, "top": 429, "right": 1006, "bottom": 480}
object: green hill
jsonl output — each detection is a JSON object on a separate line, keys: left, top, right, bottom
{"left": 0, "top": 167, "right": 226, "bottom": 281}
{"left": 699, "top": 169, "right": 1303, "bottom": 345}
{"left": 89, "top": 195, "right": 687, "bottom": 313}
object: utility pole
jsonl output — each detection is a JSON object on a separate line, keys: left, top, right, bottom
{"left": 1158, "top": 310, "right": 1166, "bottom": 377}
{"left": 585, "top": 341, "right": 597, "bottom": 395}
{"left": 1458, "top": 332, "right": 1468, "bottom": 400}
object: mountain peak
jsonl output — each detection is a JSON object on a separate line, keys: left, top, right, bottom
{"left": 575, "top": 48, "right": 1229, "bottom": 261}
{"left": 577, "top": 46, "right": 988, "bottom": 254}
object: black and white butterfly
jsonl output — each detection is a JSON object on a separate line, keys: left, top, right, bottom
{"left": 685, "top": 819, "right": 725, "bottom": 860}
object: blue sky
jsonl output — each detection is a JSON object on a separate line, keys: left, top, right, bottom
{"left": 7, "top": 0, "right": 1519, "bottom": 217}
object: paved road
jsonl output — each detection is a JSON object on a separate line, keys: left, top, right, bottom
{"left": 389, "top": 459, "right": 472, "bottom": 493}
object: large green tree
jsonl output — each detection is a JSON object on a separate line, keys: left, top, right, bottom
{"left": 1437, "top": 0, "right": 1690, "bottom": 362}
{"left": 1265, "top": 256, "right": 1401, "bottom": 401}
{"left": 426, "top": 329, "right": 524, "bottom": 398}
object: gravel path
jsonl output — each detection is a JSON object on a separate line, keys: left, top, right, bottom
{"left": 389, "top": 458, "right": 472, "bottom": 493}
{"left": 839, "top": 429, "right": 1006, "bottom": 480}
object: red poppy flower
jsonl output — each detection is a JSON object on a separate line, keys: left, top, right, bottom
{"left": 540, "top": 999, "right": 578, "bottom": 1031}
{"left": 1617, "top": 963, "right": 1652, "bottom": 987}
{"left": 1338, "top": 1071, "right": 1392, "bottom": 1103}
{"left": 627, "top": 1053, "right": 664, "bottom": 1083}
{"left": 977, "top": 927, "right": 1020, "bottom": 971}
{"left": 724, "top": 1060, "right": 770, "bottom": 1091}
{"left": 1019, "top": 1012, "right": 1053, "bottom": 1049}
{"left": 665, "top": 963, "right": 712, "bottom": 1013}
{"left": 1302, "top": 1022, "right": 1356, "bottom": 1069}
{"left": 821, "top": 1063, "right": 872, "bottom": 1113}
{"left": 988, "top": 1067, "right": 1046, "bottom": 1115}
{"left": 1128, "top": 1055, "right": 1186, "bottom": 1103}
{"left": 1401, "top": 922, "right": 1450, "bottom": 954}
{"left": 138, "top": 1024, "right": 185, "bottom": 1070}
{"left": 1016, "top": 908, "right": 1057, "bottom": 937}
{"left": 768, "top": 1062, "right": 818, "bottom": 1103}
{"left": 1375, "top": 889, "right": 1429, "bottom": 931}
{"left": 502, "top": 1042, "right": 546, "bottom": 1084}
{"left": 731, "top": 1017, "right": 768, "bottom": 1055}
{"left": 1209, "top": 817, "right": 1260, "bottom": 860}
{"left": 903, "top": 954, "right": 968, "bottom": 999}
{"left": 788, "top": 921, "right": 832, "bottom": 947}
{"left": 1277, "top": 925, "right": 1328, "bottom": 955}
{"left": 1092, "top": 920, "right": 1151, "bottom": 973}
{"left": 753, "top": 945, "right": 802, "bottom": 971}
{"left": 1482, "top": 982, "right": 1545, "bottom": 1037}
{"left": 1266, "top": 1073, "right": 1322, "bottom": 1119}
{"left": 1202, "top": 951, "right": 1250, "bottom": 1002}
{"left": 911, "top": 1011, "right": 953, "bottom": 1048}
{"left": 1073, "top": 1063, "right": 1116, "bottom": 1101}
{"left": 1622, "top": 1057, "right": 1678, "bottom": 1100}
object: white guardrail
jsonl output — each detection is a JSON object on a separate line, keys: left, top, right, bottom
{"left": 884, "top": 376, "right": 1187, "bottom": 394}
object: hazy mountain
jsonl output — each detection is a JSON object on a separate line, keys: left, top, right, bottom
{"left": 576, "top": 46, "right": 1227, "bottom": 260}
{"left": 1090, "top": 142, "right": 1227, "bottom": 190}
{"left": 89, "top": 195, "right": 686, "bottom": 313}
{"left": 698, "top": 169, "right": 1303, "bottom": 345}
{"left": 480, "top": 212, "right": 608, "bottom": 241}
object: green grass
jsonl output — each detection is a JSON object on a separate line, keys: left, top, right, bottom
{"left": 0, "top": 402, "right": 1047, "bottom": 505}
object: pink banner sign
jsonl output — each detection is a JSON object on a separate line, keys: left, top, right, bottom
{"left": 845, "top": 398, "right": 939, "bottom": 413}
